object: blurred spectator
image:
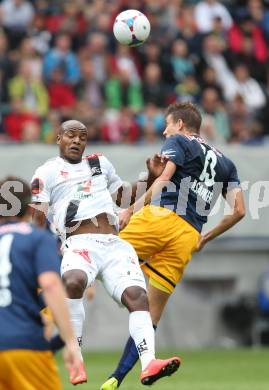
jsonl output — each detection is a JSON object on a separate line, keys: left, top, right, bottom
{"left": 228, "top": 94, "right": 250, "bottom": 143}
{"left": 136, "top": 103, "right": 165, "bottom": 140}
{"left": 76, "top": 59, "right": 104, "bottom": 109}
{"left": 83, "top": 32, "right": 108, "bottom": 85}
{"left": 194, "top": 0, "right": 233, "bottom": 33}
{"left": 0, "top": 31, "right": 12, "bottom": 109}
{"left": 170, "top": 39, "right": 195, "bottom": 83}
{"left": 109, "top": 44, "right": 140, "bottom": 83}
{"left": 200, "top": 87, "right": 230, "bottom": 142}
{"left": 175, "top": 75, "right": 200, "bottom": 103}
{"left": 45, "top": 1, "right": 87, "bottom": 49}
{"left": 4, "top": 99, "right": 40, "bottom": 141}
{"left": 18, "top": 37, "right": 43, "bottom": 80}
{"left": 8, "top": 59, "right": 48, "bottom": 117}
{"left": 242, "top": 120, "right": 265, "bottom": 145}
{"left": 228, "top": 15, "right": 268, "bottom": 63}
{"left": 101, "top": 108, "right": 139, "bottom": 143}
{"left": 104, "top": 67, "right": 143, "bottom": 111}
{"left": 40, "top": 110, "right": 61, "bottom": 144}
{"left": 43, "top": 33, "right": 80, "bottom": 84}
{"left": 177, "top": 6, "right": 204, "bottom": 58}
{"left": 223, "top": 63, "right": 266, "bottom": 112}
{"left": 74, "top": 100, "right": 101, "bottom": 142}
{"left": 247, "top": 0, "right": 269, "bottom": 41}
{"left": 0, "top": 0, "right": 34, "bottom": 49}
{"left": 228, "top": 14, "right": 268, "bottom": 82}
{"left": 200, "top": 66, "right": 223, "bottom": 98}
{"left": 47, "top": 67, "right": 76, "bottom": 115}
{"left": 142, "top": 63, "right": 166, "bottom": 107}
{"left": 29, "top": 13, "right": 52, "bottom": 55}
{"left": 139, "top": 41, "right": 174, "bottom": 85}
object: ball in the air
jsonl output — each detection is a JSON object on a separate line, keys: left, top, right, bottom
{"left": 113, "top": 9, "right": 150, "bottom": 47}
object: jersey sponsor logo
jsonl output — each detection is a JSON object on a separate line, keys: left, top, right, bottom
{"left": 31, "top": 178, "right": 44, "bottom": 195}
{"left": 74, "top": 180, "right": 92, "bottom": 200}
{"left": 73, "top": 249, "right": 91, "bottom": 263}
{"left": 77, "top": 179, "right": 91, "bottom": 193}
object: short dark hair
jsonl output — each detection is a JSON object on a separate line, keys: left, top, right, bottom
{"left": 0, "top": 176, "right": 31, "bottom": 218}
{"left": 59, "top": 120, "right": 87, "bottom": 134}
{"left": 166, "top": 102, "right": 202, "bottom": 134}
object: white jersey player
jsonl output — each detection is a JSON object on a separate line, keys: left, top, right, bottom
{"left": 31, "top": 120, "right": 180, "bottom": 387}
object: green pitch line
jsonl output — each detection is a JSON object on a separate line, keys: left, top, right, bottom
{"left": 56, "top": 349, "right": 269, "bottom": 390}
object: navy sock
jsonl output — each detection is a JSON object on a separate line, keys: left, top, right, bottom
{"left": 112, "top": 324, "right": 157, "bottom": 386}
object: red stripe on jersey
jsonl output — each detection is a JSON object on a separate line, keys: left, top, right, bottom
{"left": 83, "top": 153, "right": 102, "bottom": 160}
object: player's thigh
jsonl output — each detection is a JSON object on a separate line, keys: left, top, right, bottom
{"left": 61, "top": 236, "right": 99, "bottom": 288}
{"left": 119, "top": 205, "right": 170, "bottom": 261}
{"left": 101, "top": 237, "right": 147, "bottom": 305}
{"left": 0, "top": 350, "right": 62, "bottom": 390}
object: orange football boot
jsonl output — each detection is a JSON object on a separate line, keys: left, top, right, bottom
{"left": 140, "top": 357, "right": 181, "bottom": 386}
{"left": 69, "top": 361, "right": 87, "bottom": 385}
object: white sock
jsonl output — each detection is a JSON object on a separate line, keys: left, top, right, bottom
{"left": 129, "top": 311, "right": 155, "bottom": 370}
{"left": 66, "top": 298, "right": 85, "bottom": 361}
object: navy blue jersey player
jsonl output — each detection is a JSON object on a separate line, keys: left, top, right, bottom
{"left": 101, "top": 102, "right": 246, "bottom": 389}
{"left": 0, "top": 176, "right": 80, "bottom": 390}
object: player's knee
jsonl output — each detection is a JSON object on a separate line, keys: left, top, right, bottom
{"left": 122, "top": 286, "right": 149, "bottom": 312}
{"left": 62, "top": 270, "right": 87, "bottom": 298}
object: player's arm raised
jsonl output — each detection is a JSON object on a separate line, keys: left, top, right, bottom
{"left": 30, "top": 168, "right": 52, "bottom": 227}
{"left": 119, "top": 160, "right": 176, "bottom": 230}
{"left": 196, "top": 187, "right": 245, "bottom": 251}
{"left": 112, "top": 154, "right": 169, "bottom": 208}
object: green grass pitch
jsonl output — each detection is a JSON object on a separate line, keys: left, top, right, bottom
{"left": 56, "top": 348, "right": 269, "bottom": 390}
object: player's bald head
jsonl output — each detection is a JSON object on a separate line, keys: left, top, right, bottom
{"left": 59, "top": 120, "right": 87, "bottom": 134}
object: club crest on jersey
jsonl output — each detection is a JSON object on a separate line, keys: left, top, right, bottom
{"left": 73, "top": 249, "right": 91, "bottom": 263}
{"left": 60, "top": 170, "right": 68, "bottom": 178}
{"left": 31, "top": 178, "right": 44, "bottom": 195}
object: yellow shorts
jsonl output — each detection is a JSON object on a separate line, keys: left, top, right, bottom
{"left": 0, "top": 349, "right": 62, "bottom": 390}
{"left": 119, "top": 205, "right": 200, "bottom": 293}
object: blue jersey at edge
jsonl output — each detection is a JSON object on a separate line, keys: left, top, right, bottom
{"left": 0, "top": 222, "right": 60, "bottom": 351}
{"left": 151, "top": 134, "right": 240, "bottom": 232}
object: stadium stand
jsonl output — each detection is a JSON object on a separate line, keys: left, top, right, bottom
{"left": 1, "top": 0, "right": 269, "bottom": 145}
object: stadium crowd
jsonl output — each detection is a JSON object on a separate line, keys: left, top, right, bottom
{"left": 1, "top": 0, "right": 269, "bottom": 145}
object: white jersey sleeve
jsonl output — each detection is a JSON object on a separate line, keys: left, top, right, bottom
{"left": 31, "top": 163, "right": 53, "bottom": 203}
{"left": 100, "top": 156, "right": 123, "bottom": 195}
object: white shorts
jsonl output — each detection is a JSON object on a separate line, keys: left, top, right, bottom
{"left": 61, "top": 233, "right": 146, "bottom": 304}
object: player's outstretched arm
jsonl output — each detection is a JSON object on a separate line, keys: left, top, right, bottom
{"left": 196, "top": 188, "right": 245, "bottom": 252}
{"left": 119, "top": 160, "right": 176, "bottom": 230}
{"left": 38, "top": 271, "right": 81, "bottom": 373}
{"left": 112, "top": 154, "right": 168, "bottom": 209}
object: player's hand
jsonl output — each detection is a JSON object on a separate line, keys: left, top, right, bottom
{"left": 63, "top": 342, "right": 81, "bottom": 374}
{"left": 119, "top": 208, "right": 132, "bottom": 231}
{"left": 195, "top": 235, "right": 208, "bottom": 252}
{"left": 146, "top": 154, "right": 168, "bottom": 178}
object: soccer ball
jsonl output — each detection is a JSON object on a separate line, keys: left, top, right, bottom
{"left": 113, "top": 9, "right": 150, "bottom": 47}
